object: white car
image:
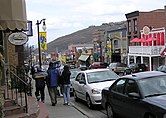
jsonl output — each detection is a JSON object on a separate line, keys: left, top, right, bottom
{"left": 72, "top": 68, "right": 119, "bottom": 108}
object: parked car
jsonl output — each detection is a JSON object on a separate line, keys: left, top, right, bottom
{"left": 72, "top": 68, "right": 119, "bottom": 108}
{"left": 124, "top": 63, "right": 148, "bottom": 74}
{"left": 89, "top": 62, "right": 108, "bottom": 69}
{"left": 79, "top": 65, "right": 88, "bottom": 71}
{"left": 108, "top": 62, "right": 127, "bottom": 75}
{"left": 156, "top": 65, "right": 166, "bottom": 73}
{"left": 101, "top": 71, "right": 166, "bottom": 118}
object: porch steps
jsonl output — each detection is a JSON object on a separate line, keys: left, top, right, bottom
{"left": 3, "top": 96, "right": 49, "bottom": 118}
{"left": 3, "top": 104, "right": 25, "bottom": 116}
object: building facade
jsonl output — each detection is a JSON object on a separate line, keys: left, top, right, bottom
{"left": 125, "top": 6, "right": 166, "bottom": 71}
{"left": 104, "top": 27, "right": 127, "bottom": 64}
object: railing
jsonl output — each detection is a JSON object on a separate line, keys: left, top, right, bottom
{"left": 4, "top": 65, "right": 33, "bottom": 113}
{"left": 129, "top": 46, "right": 164, "bottom": 56}
{"left": 9, "top": 65, "right": 32, "bottom": 96}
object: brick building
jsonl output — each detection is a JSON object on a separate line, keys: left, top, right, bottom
{"left": 125, "top": 6, "right": 166, "bottom": 70}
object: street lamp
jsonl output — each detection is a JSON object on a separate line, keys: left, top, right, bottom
{"left": 36, "top": 19, "right": 46, "bottom": 69}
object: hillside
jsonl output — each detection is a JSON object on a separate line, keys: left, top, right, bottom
{"left": 47, "top": 21, "right": 126, "bottom": 53}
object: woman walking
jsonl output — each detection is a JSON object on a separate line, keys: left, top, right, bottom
{"left": 60, "top": 65, "right": 71, "bottom": 105}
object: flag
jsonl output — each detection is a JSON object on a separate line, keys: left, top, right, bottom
{"left": 39, "top": 32, "right": 47, "bottom": 51}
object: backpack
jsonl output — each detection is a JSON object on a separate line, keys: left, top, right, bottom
{"left": 49, "top": 68, "right": 59, "bottom": 87}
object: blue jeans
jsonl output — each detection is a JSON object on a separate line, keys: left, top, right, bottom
{"left": 62, "top": 84, "right": 70, "bottom": 104}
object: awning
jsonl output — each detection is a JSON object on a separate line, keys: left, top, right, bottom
{"left": 139, "top": 38, "right": 146, "bottom": 42}
{"left": 78, "top": 54, "right": 90, "bottom": 61}
{"left": 130, "top": 38, "right": 140, "bottom": 43}
{"left": 146, "top": 37, "right": 157, "bottom": 42}
{"left": 0, "top": 0, "right": 27, "bottom": 30}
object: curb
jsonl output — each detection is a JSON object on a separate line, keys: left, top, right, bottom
{"left": 70, "top": 102, "right": 93, "bottom": 118}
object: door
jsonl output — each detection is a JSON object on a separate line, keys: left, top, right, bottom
{"left": 73, "top": 73, "right": 82, "bottom": 98}
{"left": 109, "top": 79, "right": 127, "bottom": 115}
{"left": 79, "top": 73, "right": 87, "bottom": 101}
{"left": 123, "top": 79, "right": 145, "bottom": 118}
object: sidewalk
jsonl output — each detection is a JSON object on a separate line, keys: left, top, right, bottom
{"left": 31, "top": 79, "right": 88, "bottom": 118}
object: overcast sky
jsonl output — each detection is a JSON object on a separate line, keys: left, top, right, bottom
{"left": 26, "top": 0, "right": 165, "bottom": 46}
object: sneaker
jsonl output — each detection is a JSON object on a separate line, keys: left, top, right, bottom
{"left": 67, "top": 103, "right": 70, "bottom": 106}
{"left": 52, "top": 103, "right": 56, "bottom": 106}
{"left": 36, "top": 96, "right": 40, "bottom": 101}
{"left": 63, "top": 103, "right": 67, "bottom": 105}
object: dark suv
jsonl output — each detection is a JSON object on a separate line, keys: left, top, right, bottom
{"left": 125, "top": 63, "right": 148, "bottom": 74}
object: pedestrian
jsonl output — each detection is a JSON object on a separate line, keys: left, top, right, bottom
{"left": 60, "top": 65, "right": 71, "bottom": 105}
{"left": 34, "top": 67, "right": 46, "bottom": 103}
{"left": 46, "top": 62, "right": 60, "bottom": 106}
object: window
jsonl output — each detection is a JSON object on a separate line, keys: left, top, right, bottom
{"left": 128, "top": 20, "right": 131, "bottom": 34}
{"left": 112, "top": 79, "right": 126, "bottom": 94}
{"left": 114, "top": 40, "right": 118, "bottom": 48}
{"left": 75, "top": 73, "right": 82, "bottom": 81}
{"left": 125, "top": 80, "right": 139, "bottom": 95}
{"left": 133, "top": 19, "right": 137, "bottom": 33}
{"left": 80, "top": 74, "right": 86, "bottom": 83}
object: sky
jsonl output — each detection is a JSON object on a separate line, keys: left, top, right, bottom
{"left": 25, "top": 0, "right": 166, "bottom": 46}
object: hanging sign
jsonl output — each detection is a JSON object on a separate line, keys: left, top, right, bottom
{"left": 8, "top": 32, "right": 28, "bottom": 45}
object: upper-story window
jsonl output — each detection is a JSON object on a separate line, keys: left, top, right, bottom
{"left": 128, "top": 20, "right": 131, "bottom": 34}
{"left": 114, "top": 40, "right": 118, "bottom": 48}
{"left": 133, "top": 19, "right": 138, "bottom": 33}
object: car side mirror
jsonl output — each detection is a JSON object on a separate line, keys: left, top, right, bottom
{"left": 128, "top": 92, "right": 140, "bottom": 99}
{"left": 79, "top": 79, "right": 85, "bottom": 84}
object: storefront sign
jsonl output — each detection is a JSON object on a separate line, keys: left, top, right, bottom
{"left": 143, "top": 26, "right": 150, "bottom": 35}
{"left": 8, "top": 32, "right": 28, "bottom": 45}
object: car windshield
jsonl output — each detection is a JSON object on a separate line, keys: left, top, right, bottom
{"left": 109, "top": 63, "right": 117, "bottom": 68}
{"left": 138, "top": 75, "right": 166, "bottom": 97}
{"left": 87, "top": 70, "right": 119, "bottom": 84}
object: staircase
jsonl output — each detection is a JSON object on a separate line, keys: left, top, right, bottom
{"left": 1, "top": 65, "right": 49, "bottom": 118}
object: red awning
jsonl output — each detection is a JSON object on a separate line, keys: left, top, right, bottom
{"left": 160, "top": 48, "right": 166, "bottom": 57}
{"left": 139, "top": 38, "right": 146, "bottom": 42}
{"left": 146, "top": 37, "right": 157, "bottom": 42}
{"left": 130, "top": 38, "right": 140, "bottom": 43}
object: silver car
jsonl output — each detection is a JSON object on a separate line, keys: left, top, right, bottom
{"left": 72, "top": 68, "right": 119, "bottom": 109}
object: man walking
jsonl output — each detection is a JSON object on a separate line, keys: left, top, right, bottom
{"left": 46, "top": 62, "right": 60, "bottom": 106}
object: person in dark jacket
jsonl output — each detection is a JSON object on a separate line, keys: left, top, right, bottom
{"left": 46, "top": 62, "right": 60, "bottom": 106}
{"left": 34, "top": 67, "right": 47, "bottom": 103}
{"left": 60, "top": 65, "right": 71, "bottom": 105}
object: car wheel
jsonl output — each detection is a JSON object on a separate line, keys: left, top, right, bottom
{"left": 86, "top": 95, "right": 93, "bottom": 109}
{"left": 73, "top": 90, "right": 78, "bottom": 102}
{"left": 106, "top": 104, "right": 114, "bottom": 118}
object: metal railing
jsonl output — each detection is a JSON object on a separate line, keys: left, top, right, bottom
{"left": 4, "top": 65, "right": 33, "bottom": 113}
